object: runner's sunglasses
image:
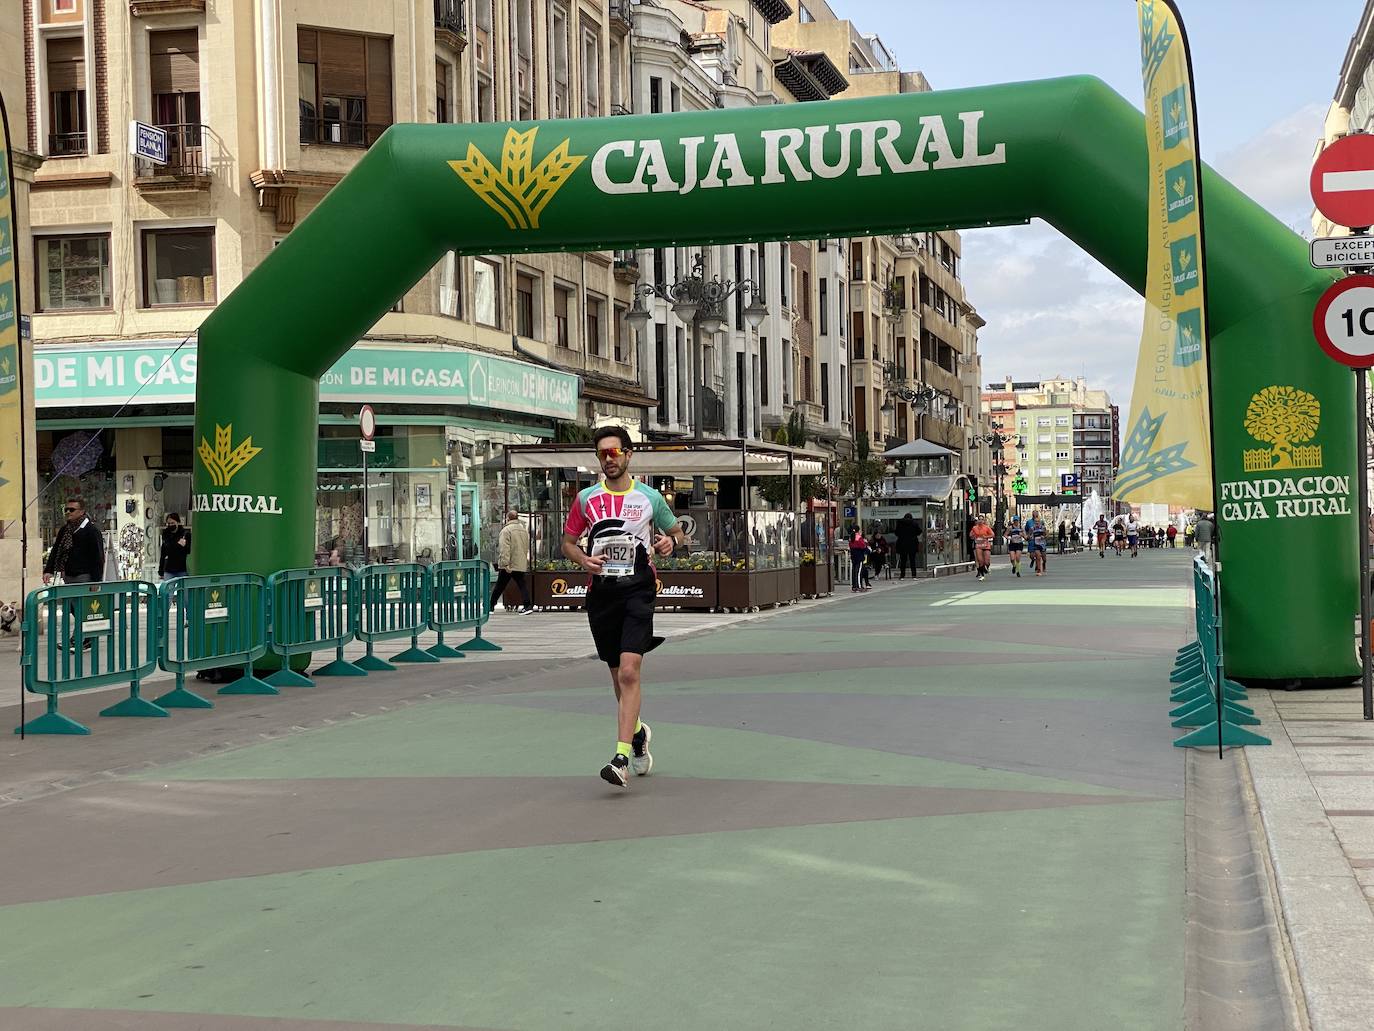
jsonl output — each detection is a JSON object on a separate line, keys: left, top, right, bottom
{"left": 597, "top": 446, "right": 629, "bottom": 460}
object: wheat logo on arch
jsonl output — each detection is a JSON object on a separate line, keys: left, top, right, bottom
{"left": 198, "top": 423, "right": 263, "bottom": 487}
{"left": 1243, "top": 385, "right": 1322, "bottom": 473}
{"left": 449, "top": 126, "right": 586, "bottom": 231}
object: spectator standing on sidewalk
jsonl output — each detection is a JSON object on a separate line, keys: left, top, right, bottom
{"left": 158, "top": 513, "right": 191, "bottom": 580}
{"left": 490, "top": 510, "right": 534, "bottom": 613}
{"left": 849, "top": 527, "right": 871, "bottom": 592}
{"left": 1056, "top": 522, "right": 1067, "bottom": 554}
{"left": 894, "top": 513, "right": 920, "bottom": 579}
{"left": 1167, "top": 523, "right": 1178, "bottom": 548}
{"left": 42, "top": 498, "right": 104, "bottom": 586}
{"left": 869, "top": 529, "right": 889, "bottom": 581}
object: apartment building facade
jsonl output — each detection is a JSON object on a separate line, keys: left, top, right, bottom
{"left": 775, "top": 3, "right": 982, "bottom": 465}
{"left": 22, "top": 0, "right": 647, "bottom": 575}
{"left": 982, "top": 376, "right": 1120, "bottom": 502}
{"left": 629, "top": 0, "right": 851, "bottom": 459}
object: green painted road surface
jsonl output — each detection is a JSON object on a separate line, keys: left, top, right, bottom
{"left": 0, "top": 549, "right": 1191, "bottom": 1031}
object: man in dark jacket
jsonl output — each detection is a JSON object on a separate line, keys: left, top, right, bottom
{"left": 158, "top": 512, "right": 191, "bottom": 578}
{"left": 43, "top": 498, "right": 104, "bottom": 584}
{"left": 894, "top": 513, "right": 921, "bottom": 579}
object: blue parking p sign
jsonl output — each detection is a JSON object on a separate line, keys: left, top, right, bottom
{"left": 1060, "top": 472, "right": 1080, "bottom": 493}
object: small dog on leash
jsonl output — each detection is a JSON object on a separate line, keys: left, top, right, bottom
{"left": 0, "top": 601, "right": 18, "bottom": 634}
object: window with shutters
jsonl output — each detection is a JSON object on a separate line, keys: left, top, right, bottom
{"left": 554, "top": 285, "right": 573, "bottom": 349}
{"left": 582, "top": 21, "right": 601, "bottom": 117}
{"left": 149, "top": 30, "right": 202, "bottom": 163}
{"left": 46, "top": 36, "right": 87, "bottom": 156}
{"left": 515, "top": 272, "right": 537, "bottom": 339}
{"left": 474, "top": 258, "right": 500, "bottom": 327}
{"left": 586, "top": 295, "right": 604, "bottom": 357}
{"left": 298, "top": 27, "right": 393, "bottom": 147}
{"left": 474, "top": 0, "right": 495, "bottom": 120}
{"left": 552, "top": 5, "right": 570, "bottom": 118}
{"left": 655, "top": 324, "right": 668, "bottom": 424}
{"left": 609, "top": 38, "right": 623, "bottom": 111}
{"left": 514, "top": 0, "right": 535, "bottom": 120}
{"left": 142, "top": 227, "right": 215, "bottom": 307}
{"left": 819, "top": 278, "right": 828, "bottom": 334}
{"left": 438, "top": 252, "right": 462, "bottom": 318}
{"left": 760, "top": 339, "right": 769, "bottom": 406}
{"left": 614, "top": 304, "right": 629, "bottom": 363}
{"left": 435, "top": 59, "right": 451, "bottom": 123}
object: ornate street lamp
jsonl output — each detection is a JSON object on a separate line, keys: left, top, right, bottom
{"left": 626, "top": 253, "right": 766, "bottom": 439}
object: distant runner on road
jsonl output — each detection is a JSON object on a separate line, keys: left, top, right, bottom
{"left": 1126, "top": 515, "right": 1140, "bottom": 558}
{"left": 1006, "top": 517, "right": 1025, "bottom": 577}
{"left": 1025, "top": 511, "right": 1048, "bottom": 577}
{"left": 970, "top": 515, "right": 994, "bottom": 581}
{"left": 1094, "top": 514, "right": 1110, "bottom": 557}
{"left": 562, "top": 427, "right": 690, "bottom": 789}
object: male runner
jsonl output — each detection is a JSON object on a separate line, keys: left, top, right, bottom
{"left": 1006, "top": 516, "right": 1025, "bottom": 577}
{"left": 970, "top": 515, "right": 994, "bottom": 581}
{"left": 563, "top": 427, "right": 689, "bottom": 788}
{"left": 1126, "top": 513, "right": 1140, "bottom": 558}
{"left": 1094, "top": 514, "right": 1110, "bottom": 558}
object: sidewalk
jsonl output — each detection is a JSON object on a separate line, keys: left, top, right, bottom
{"left": 0, "top": 546, "right": 1201, "bottom": 1031}
{"left": 1244, "top": 684, "right": 1374, "bottom": 1031}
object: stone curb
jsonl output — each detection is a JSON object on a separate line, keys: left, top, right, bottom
{"left": 1244, "top": 688, "right": 1374, "bottom": 1031}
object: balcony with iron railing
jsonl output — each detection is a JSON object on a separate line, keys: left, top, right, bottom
{"left": 610, "top": 0, "right": 633, "bottom": 33}
{"left": 300, "top": 114, "right": 389, "bottom": 149}
{"left": 434, "top": 0, "right": 468, "bottom": 50}
{"left": 133, "top": 123, "right": 212, "bottom": 193}
{"left": 47, "top": 131, "right": 88, "bottom": 157}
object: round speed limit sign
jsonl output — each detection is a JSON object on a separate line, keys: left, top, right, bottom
{"left": 1314, "top": 275, "right": 1374, "bottom": 368}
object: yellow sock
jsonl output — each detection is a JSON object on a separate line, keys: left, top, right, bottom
{"left": 634, "top": 719, "right": 642, "bottom": 735}
{"left": 616, "top": 741, "right": 632, "bottom": 758}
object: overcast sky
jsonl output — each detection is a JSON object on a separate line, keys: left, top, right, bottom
{"left": 836, "top": 0, "right": 1360, "bottom": 425}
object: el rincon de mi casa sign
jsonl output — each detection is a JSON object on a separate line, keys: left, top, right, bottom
{"left": 189, "top": 77, "right": 1358, "bottom": 682}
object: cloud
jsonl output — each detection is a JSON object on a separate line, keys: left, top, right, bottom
{"left": 961, "top": 104, "right": 1327, "bottom": 432}
{"left": 1214, "top": 102, "right": 1327, "bottom": 235}
{"left": 962, "top": 223, "right": 1143, "bottom": 425}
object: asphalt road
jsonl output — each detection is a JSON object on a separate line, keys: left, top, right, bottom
{"left": 0, "top": 547, "right": 1191, "bottom": 1030}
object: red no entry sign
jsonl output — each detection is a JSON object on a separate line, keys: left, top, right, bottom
{"left": 1314, "top": 275, "right": 1374, "bottom": 368}
{"left": 1312, "top": 134, "right": 1374, "bottom": 229}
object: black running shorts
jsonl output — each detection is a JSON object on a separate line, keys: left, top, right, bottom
{"left": 587, "top": 571, "right": 657, "bottom": 667}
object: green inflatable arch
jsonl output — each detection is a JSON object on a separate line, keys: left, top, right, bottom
{"left": 192, "top": 76, "right": 1354, "bottom": 683}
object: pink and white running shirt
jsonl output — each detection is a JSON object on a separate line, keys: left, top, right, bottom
{"left": 564, "top": 480, "right": 677, "bottom": 577}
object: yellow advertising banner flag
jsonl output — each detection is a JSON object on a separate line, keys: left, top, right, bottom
{"left": 0, "top": 100, "right": 21, "bottom": 528}
{"left": 1114, "top": 0, "right": 1214, "bottom": 508}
